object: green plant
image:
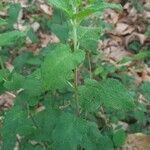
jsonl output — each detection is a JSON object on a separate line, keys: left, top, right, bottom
{"left": 131, "top": 0, "right": 144, "bottom": 13}
{"left": 0, "top": 1, "right": 140, "bottom": 150}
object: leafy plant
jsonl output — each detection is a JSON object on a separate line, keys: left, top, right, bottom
{"left": 131, "top": 0, "right": 144, "bottom": 13}
{"left": 0, "top": 1, "right": 139, "bottom": 150}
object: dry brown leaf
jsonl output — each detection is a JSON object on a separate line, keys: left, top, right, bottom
{"left": 31, "top": 22, "right": 40, "bottom": 32}
{"left": 39, "top": 4, "right": 53, "bottom": 16}
{"left": 113, "top": 23, "right": 134, "bottom": 35}
{"left": 141, "top": 65, "right": 150, "bottom": 81}
{"left": 125, "top": 32, "right": 147, "bottom": 49}
{"left": 39, "top": 32, "right": 59, "bottom": 47}
{"left": 0, "top": 92, "right": 16, "bottom": 110}
{"left": 100, "top": 38, "right": 132, "bottom": 61}
{"left": 104, "top": 9, "right": 120, "bottom": 24}
{"left": 122, "top": 133, "right": 150, "bottom": 150}
{"left": 13, "top": 0, "right": 28, "bottom": 7}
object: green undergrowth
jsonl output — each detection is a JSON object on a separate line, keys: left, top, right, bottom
{"left": 0, "top": 0, "right": 149, "bottom": 150}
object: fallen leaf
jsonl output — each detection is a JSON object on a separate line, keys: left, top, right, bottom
{"left": 122, "top": 133, "right": 150, "bottom": 150}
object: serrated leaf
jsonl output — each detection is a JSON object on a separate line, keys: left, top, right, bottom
{"left": 51, "top": 113, "right": 82, "bottom": 150}
{"left": 98, "top": 79, "right": 135, "bottom": 110}
{"left": 0, "top": 18, "right": 7, "bottom": 26}
{"left": 13, "top": 52, "right": 33, "bottom": 71}
{"left": 0, "top": 30, "right": 25, "bottom": 47}
{"left": 79, "top": 79, "right": 134, "bottom": 112}
{"left": 1, "top": 106, "right": 33, "bottom": 150}
{"left": 131, "top": 0, "right": 144, "bottom": 13}
{"left": 47, "top": 0, "right": 72, "bottom": 17}
{"left": 79, "top": 80, "right": 102, "bottom": 112}
{"left": 21, "top": 78, "right": 43, "bottom": 106}
{"left": 41, "top": 44, "right": 85, "bottom": 90}
{"left": 8, "top": 3, "right": 21, "bottom": 25}
{"left": 51, "top": 112, "right": 113, "bottom": 150}
{"left": 47, "top": 8, "right": 68, "bottom": 44}
{"left": 51, "top": 23, "right": 69, "bottom": 42}
{"left": 82, "top": 131, "right": 113, "bottom": 150}
{"left": 73, "top": 2, "right": 121, "bottom": 22}
{"left": 78, "top": 26, "right": 101, "bottom": 53}
{"left": 139, "top": 82, "right": 150, "bottom": 101}
{"left": 4, "top": 73, "right": 25, "bottom": 91}
{"left": 4, "top": 71, "right": 43, "bottom": 106}
{"left": 31, "top": 108, "right": 60, "bottom": 142}
{"left": 113, "top": 129, "right": 126, "bottom": 147}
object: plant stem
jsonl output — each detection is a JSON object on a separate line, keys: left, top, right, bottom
{"left": 73, "top": 21, "right": 78, "bottom": 50}
{"left": 74, "top": 67, "right": 79, "bottom": 115}
{"left": 71, "top": 5, "right": 80, "bottom": 115}
{"left": 72, "top": 20, "right": 78, "bottom": 87}
{"left": 87, "top": 52, "right": 92, "bottom": 79}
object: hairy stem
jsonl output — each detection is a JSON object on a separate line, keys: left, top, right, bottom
{"left": 73, "top": 21, "right": 78, "bottom": 50}
{"left": 87, "top": 52, "right": 92, "bottom": 79}
{"left": 71, "top": 5, "right": 80, "bottom": 115}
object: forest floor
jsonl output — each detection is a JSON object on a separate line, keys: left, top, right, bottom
{"left": 104, "top": 1, "right": 150, "bottom": 149}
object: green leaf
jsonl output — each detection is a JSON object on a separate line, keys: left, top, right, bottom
{"left": 0, "top": 30, "right": 25, "bottom": 47}
{"left": 4, "top": 73, "right": 25, "bottom": 91}
{"left": 132, "top": 51, "right": 150, "bottom": 61}
{"left": 113, "top": 129, "right": 126, "bottom": 147}
{"left": 18, "top": 107, "right": 113, "bottom": 150}
{"left": 94, "top": 63, "right": 116, "bottom": 79}
{"left": 131, "top": 0, "right": 144, "bottom": 13}
{"left": 31, "top": 108, "right": 60, "bottom": 142}
{"left": 82, "top": 129, "right": 113, "bottom": 150}
{"left": 1, "top": 106, "right": 33, "bottom": 150}
{"left": 79, "top": 79, "right": 134, "bottom": 112}
{"left": 51, "top": 113, "right": 82, "bottom": 150}
{"left": 13, "top": 52, "right": 34, "bottom": 71}
{"left": 99, "top": 79, "right": 134, "bottom": 111}
{"left": 139, "top": 82, "right": 150, "bottom": 101}
{"left": 79, "top": 80, "right": 102, "bottom": 112}
{"left": 8, "top": 3, "right": 21, "bottom": 25}
{"left": 78, "top": 26, "right": 101, "bottom": 53}
{"left": 119, "top": 51, "right": 150, "bottom": 65}
{"left": 94, "top": 1, "right": 122, "bottom": 10}
{"left": 23, "top": 144, "right": 43, "bottom": 150}
{"left": 0, "top": 73, "right": 3, "bottom": 82}
{"left": 0, "top": 18, "right": 7, "bottom": 26}
{"left": 98, "top": 79, "right": 135, "bottom": 110}
{"left": 47, "top": 0, "right": 72, "bottom": 17}
{"left": 51, "top": 23, "right": 69, "bottom": 42}
{"left": 4, "top": 71, "right": 43, "bottom": 106}
{"left": 0, "top": 69, "right": 9, "bottom": 82}
{"left": 73, "top": 2, "right": 121, "bottom": 22}
{"left": 51, "top": 112, "right": 113, "bottom": 150}
{"left": 128, "top": 41, "right": 141, "bottom": 53}
{"left": 27, "top": 28, "right": 38, "bottom": 43}
{"left": 41, "top": 44, "right": 85, "bottom": 90}
{"left": 0, "top": 82, "right": 6, "bottom": 94}
{"left": 18, "top": 70, "right": 43, "bottom": 106}
{"left": 48, "top": 8, "right": 69, "bottom": 42}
